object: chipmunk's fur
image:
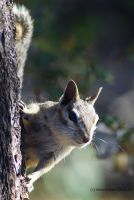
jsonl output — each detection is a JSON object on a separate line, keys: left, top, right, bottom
{"left": 14, "top": 4, "right": 102, "bottom": 192}
{"left": 20, "top": 81, "right": 102, "bottom": 191}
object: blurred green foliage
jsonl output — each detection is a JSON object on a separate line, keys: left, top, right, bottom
{"left": 19, "top": 0, "right": 132, "bottom": 98}
{"left": 30, "top": 148, "right": 103, "bottom": 200}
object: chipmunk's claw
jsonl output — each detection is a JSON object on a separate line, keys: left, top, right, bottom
{"left": 18, "top": 101, "right": 29, "bottom": 119}
{"left": 25, "top": 176, "right": 34, "bottom": 193}
{"left": 18, "top": 100, "right": 26, "bottom": 110}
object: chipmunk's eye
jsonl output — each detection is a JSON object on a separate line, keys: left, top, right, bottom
{"left": 69, "top": 110, "right": 77, "bottom": 123}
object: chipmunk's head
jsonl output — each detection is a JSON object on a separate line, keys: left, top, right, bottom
{"left": 59, "top": 80, "right": 102, "bottom": 148}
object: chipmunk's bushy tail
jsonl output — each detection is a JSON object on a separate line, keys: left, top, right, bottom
{"left": 13, "top": 4, "right": 33, "bottom": 87}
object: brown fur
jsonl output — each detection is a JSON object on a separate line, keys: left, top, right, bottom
{"left": 20, "top": 80, "right": 102, "bottom": 191}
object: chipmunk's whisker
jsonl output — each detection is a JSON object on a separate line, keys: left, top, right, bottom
{"left": 94, "top": 137, "right": 109, "bottom": 144}
{"left": 94, "top": 136, "right": 126, "bottom": 153}
{"left": 92, "top": 141, "right": 100, "bottom": 154}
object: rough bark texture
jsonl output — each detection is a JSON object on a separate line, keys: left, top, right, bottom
{"left": 0, "top": 1, "right": 28, "bottom": 199}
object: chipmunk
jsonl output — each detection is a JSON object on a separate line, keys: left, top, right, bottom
{"left": 13, "top": 4, "right": 102, "bottom": 192}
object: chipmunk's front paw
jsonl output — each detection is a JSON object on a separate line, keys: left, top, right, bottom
{"left": 26, "top": 171, "right": 42, "bottom": 192}
{"left": 18, "top": 100, "right": 26, "bottom": 110}
{"left": 18, "top": 101, "right": 30, "bottom": 120}
{"left": 26, "top": 176, "right": 34, "bottom": 193}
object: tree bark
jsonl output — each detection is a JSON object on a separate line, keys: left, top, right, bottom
{"left": 0, "top": 1, "right": 28, "bottom": 199}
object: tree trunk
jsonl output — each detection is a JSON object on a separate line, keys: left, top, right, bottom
{"left": 0, "top": 1, "right": 28, "bottom": 199}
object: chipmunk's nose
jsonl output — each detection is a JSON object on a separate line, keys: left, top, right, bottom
{"left": 83, "top": 136, "right": 89, "bottom": 143}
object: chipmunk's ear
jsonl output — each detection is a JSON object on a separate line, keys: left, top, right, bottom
{"left": 86, "top": 87, "right": 103, "bottom": 105}
{"left": 60, "top": 80, "right": 80, "bottom": 106}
